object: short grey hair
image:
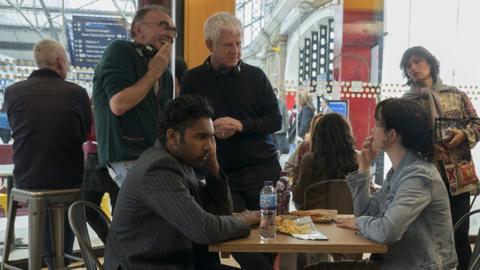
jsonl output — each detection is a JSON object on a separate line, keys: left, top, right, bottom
{"left": 204, "top": 12, "right": 243, "bottom": 42}
{"left": 130, "top": 4, "right": 170, "bottom": 38}
{"left": 33, "top": 39, "right": 67, "bottom": 68}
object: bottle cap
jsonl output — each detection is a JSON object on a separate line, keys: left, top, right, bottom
{"left": 264, "top": 181, "right": 273, "bottom": 186}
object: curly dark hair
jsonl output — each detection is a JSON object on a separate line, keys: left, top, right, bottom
{"left": 311, "top": 113, "right": 358, "bottom": 181}
{"left": 400, "top": 46, "right": 440, "bottom": 86}
{"left": 157, "top": 95, "right": 214, "bottom": 145}
{"left": 375, "top": 98, "right": 434, "bottom": 161}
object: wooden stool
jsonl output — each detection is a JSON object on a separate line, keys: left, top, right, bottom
{"left": 1, "top": 188, "right": 81, "bottom": 270}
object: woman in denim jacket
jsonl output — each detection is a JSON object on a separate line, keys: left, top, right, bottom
{"left": 336, "top": 98, "right": 457, "bottom": 269}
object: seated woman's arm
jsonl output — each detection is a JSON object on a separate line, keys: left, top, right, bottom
{"left": 347, "top": 172, "right": 381, "bottom": 216}
{"left": 349, "top": 173, "right": 432, "bottom": 244}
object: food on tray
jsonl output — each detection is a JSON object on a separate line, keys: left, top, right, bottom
{"left": 289, "top": 209, "right": 338, "bottom": 223}
{"left": 275, "top": 215, "right": 312, "bottom": 234}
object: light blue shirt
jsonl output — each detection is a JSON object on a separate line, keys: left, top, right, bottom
{"left": 347, "top": 150, "right": 457, "bottom": 269}
{"left": 0, "top": 112, "right": 10, "bottom": 130}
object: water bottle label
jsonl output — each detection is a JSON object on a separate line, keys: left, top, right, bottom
{"left": 260, "top": 194, "right": 276, "bottom": 210}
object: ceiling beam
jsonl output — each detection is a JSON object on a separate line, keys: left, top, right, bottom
{"left": 0, "top": 4, "right": 134, "bottom": 17}
{"left": 112, "top": 0, "right": 130, "bottom": 23}
{"left": 0, "top": 23, "right": 62, "bottom": 32}
{"left": 0, "top": 41, "right": 36, "bottom": 51}
{"left": 38, "top": 0, "right": 59, "bottom": 40}
{"left": 5, "top": 0, "right": 44, "bottom": 39}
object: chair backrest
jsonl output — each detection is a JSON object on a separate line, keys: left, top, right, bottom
{"left": 303, "top": 179, "right": 353, "bottom": 214}
{"left": 68, "top": 200, "right": 111, "bottom": 270}
{"left": 0, "top": 144, "right": 13, "bottom": 164}
{"left": 454, "top": 209, "right": 480, "bottom": 270}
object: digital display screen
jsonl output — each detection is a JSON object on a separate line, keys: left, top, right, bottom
{"left": 328, "top": 100, "right": 348, "bottom": 117}
{"left": 66, "top": 16, "right": 128, "bottom": 68}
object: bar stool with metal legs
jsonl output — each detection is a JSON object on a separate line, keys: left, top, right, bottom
{"left": 1, "top": 188, "right": 81, "bottom": 270}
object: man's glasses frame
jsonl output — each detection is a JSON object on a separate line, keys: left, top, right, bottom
{"left": 141, "top": 21, "right": 177, "bottom": 38}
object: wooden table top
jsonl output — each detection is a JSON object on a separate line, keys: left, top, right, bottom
{"left": 0, "top": 164, "right": 13, "bottom": 177}
{"left": 209, "top": 217, "right": 387, "bottom": 254}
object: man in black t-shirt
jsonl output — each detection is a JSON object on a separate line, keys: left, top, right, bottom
{"left": 182, "top": 12, "right": 282, "bottom": 213}
{"left": 181, "top": 13, "right": 280, "bottom": 270}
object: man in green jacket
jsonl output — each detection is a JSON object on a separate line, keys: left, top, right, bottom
{"left": 93, "top": 4, "right": 174, "bottom": 186}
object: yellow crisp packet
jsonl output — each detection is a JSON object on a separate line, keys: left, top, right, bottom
{"left": 275, "top": 215, "right": 329, "bottom": 240}
{"left": 275, "top": 215, "right": 312, "bottom": 234}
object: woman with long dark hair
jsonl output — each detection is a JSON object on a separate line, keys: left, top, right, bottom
{"left": 292, "top": 113, "right": 357, "bottom": 208}
{"left": 336, "top": 98, "right": 457, "bottom": 269}
{"left": 284, "top": 113, "right": 323, "bottom": 179}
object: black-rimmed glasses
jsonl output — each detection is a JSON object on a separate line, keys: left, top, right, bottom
{"left": 141, "top": 21, "right": 177, "bottom": 38}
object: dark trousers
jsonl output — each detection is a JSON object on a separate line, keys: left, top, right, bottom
{"left": 231, "top": 253, "right": 274, "bottom": 270}
{"left": 272, "top": 133, "right": 289, "bottom": 155}
{"left": 193, "top": 243, "right": 244, "bottom": 270}
{"left": 192, "top": 244, "right": 272, "bottom": 270}
{"left": 43, "top": 209, "right": 75, "bottom": 269}
{"left": 227, "top": 159, "right": 281, "bottom": 212}
{"left": 450, "top": 192, "right": 471, "bottom": 270}
{"left": 0, "top": 128, "right": 11, "bottom": 144}
{"left": 81, "top": 153, "right": 119, "bottom": 242}
{"left": 226, "top": 159, "right": 280, "bottom": 270}
{"left": 81, "top": 189, "right": 118, "bottom": 242}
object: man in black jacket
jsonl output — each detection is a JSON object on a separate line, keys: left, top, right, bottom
{"left": 181, "top": 13, "right": 280, "bottom": 269}
{"left": 181, "top": 12, "right": 281, "bottom": 213}
{"left": 5, "top": 39, "right": 91, "bottom": 268}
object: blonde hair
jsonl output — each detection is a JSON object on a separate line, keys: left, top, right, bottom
{"left": 298, "top": 92, "right": 315, "bottom": 110}
{"left": 204, "top": 12, "right": 243, "bottom": 42}
{"left": 33, "top": 39, "right": 67, "bottom": 69}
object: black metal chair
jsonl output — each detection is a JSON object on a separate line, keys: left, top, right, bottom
{"left": 453, "top": 209, "right": 480, "bottom": 270}
{"left": 470, "top": 191, "right": 480, "bottom": 210}
{"left": 68, "top": 200, "right": 111, "bottom": 270}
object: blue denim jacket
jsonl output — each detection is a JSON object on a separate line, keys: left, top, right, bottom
{"left": 347, "top": 151, "right": 458, "bottom": 269}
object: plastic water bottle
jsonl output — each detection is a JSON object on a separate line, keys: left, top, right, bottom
{"left": 259, "top": 181, "right": 277, "bottom": 240}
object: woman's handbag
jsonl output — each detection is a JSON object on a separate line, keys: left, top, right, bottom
{"left": 434, "top": 117, "right": 463, "bottom": 144}
{"left": 444, "top": 159, "right": 479, "bottom": 187}
{"left": 435, "top": 117, "right": 479, "bottom": 187}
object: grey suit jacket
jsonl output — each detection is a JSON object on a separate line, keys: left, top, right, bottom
{"left": 104, "top": 141, "right": 251, "bottom": 270}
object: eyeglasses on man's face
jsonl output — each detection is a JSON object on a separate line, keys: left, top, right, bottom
{"left": 141, "top": 21, "right": 177, "bottom": 38}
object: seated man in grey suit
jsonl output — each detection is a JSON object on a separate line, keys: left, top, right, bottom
{"left": 104, "top": 95, "right": 258, "bottom": 270}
